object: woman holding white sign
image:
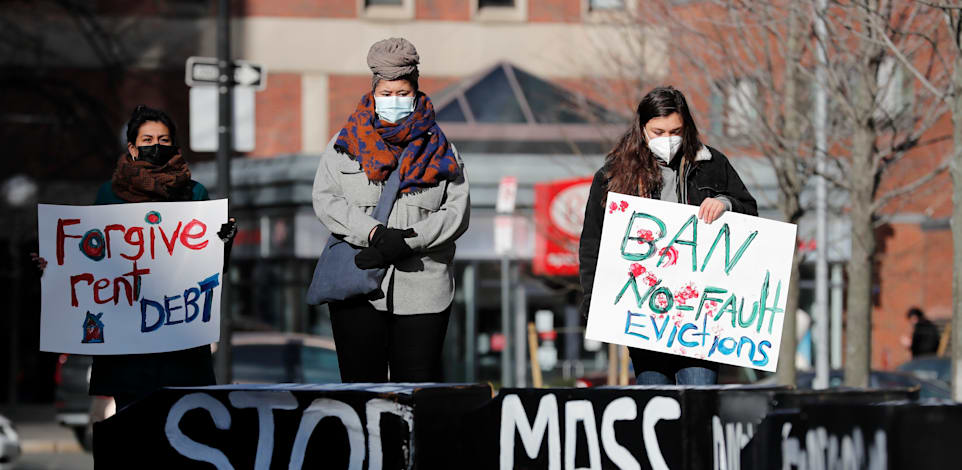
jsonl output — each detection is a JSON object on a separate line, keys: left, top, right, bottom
{"left": 35, "top": 105, "right": 236, "bottom": 410}
{"left": 579, "top": 86, "right": 757, "bottom": 385}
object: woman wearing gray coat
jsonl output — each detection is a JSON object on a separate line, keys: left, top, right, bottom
{"left": 312, "top": 38, "right": 469, "bottom": 382}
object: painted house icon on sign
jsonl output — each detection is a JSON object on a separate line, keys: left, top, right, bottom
{"left": 82, "top": 312, "right": 105, "bottom": 344}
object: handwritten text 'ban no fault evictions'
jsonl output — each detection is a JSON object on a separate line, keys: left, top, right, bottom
{"left": 585, "top": 193, "right": 796, "bottom": 372}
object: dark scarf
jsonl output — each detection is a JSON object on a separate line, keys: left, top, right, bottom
{"left": 335, "top": 92, "right": 460, "bottom": 194}
{"left": 111, "top": 153, "right": 192, "bottom": 202}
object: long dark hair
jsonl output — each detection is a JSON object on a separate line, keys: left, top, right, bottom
{"left": 125, "top": 105, "right": 178, "bottom": 146}
{"left": 605, "top": 86, "right": 702, "bottom": 197}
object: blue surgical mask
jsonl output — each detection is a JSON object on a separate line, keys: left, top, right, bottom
{"left": 374, "top": 96, "right": 416, "bottom": 123}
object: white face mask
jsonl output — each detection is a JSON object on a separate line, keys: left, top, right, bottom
{"left": 645, "top": 128, "right": 682, "bottom": 162}
{"left": 374, "top": 96, "right": 416, "bottom": 123}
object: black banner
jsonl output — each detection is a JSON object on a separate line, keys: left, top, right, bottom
{"left": 93, "top": 382, "right": 955, "bottom": 469}
{"left": 93, "top": 383, "right": 491, "bottom": 469}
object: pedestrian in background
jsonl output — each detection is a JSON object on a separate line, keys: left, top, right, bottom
{"left": 579, "top": 86, "right": 757, "bottom": 385}
{"left": 906, "top": 307, "right": 940, "bottom": 358}
{"left": 34, "top": 105, "right": 236, "bottom": 411}
{"left": 311, "top": 38, "right": 470, "bottom": 383}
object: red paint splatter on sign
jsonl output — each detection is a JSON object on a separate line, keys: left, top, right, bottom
{"left": 658, "top": 246, "right": 679, "bottom": 267}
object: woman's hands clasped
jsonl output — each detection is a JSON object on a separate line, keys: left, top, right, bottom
{"left": 354, "top": 224, "right": 417, "bottom": 269}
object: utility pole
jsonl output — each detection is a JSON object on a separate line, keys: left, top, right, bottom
{"left": 214, "top": 0, "right": 233, "bottom": 385}
{"left": 813, "top": 0, "right": 830, "bottom": 390}
{"left": 496, "top": 177, "right": 518, "bottom": 388}
{"left": 501, "top": 256, "right": 512, "bottom": 388}
{"left": 464, "top": 263, "right": 478, "bottom": 383}
{"left": 514, "top": 268, "right": 526, "bottom": 388}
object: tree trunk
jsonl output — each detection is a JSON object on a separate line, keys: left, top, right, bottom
{"left": 951, "top": 53, "right": 962, "bottom": 401}
{"left": 845, "top": 199, "right": 875, "bottom": 387}
{"left": 777, "top": 252, "right": 802, "bottom": 385}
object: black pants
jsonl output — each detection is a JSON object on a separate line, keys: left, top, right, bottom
{"left": 329, "top": 298, "right": 451, "bottom": 383}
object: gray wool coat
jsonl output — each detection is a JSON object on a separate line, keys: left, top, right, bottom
{"left": 312, "top": 137, "right": 470, "bottom": 314}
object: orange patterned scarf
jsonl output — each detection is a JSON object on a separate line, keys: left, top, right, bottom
{"left": 335, "top": 92, "right": 460, "bottom": 193}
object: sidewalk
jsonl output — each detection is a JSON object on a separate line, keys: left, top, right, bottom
{"left": 0, "top": 404, "right": 84, "bottom": 454}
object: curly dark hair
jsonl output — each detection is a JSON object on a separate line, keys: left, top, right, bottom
{"left": 605, "top": 86, "right": 702, "bottom": 198}
{"left": 125, "top": 105, "right": 177, "bottom": 146}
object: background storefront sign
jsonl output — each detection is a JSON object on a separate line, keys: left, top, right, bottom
{"left": 533, "top": 177, "right": 592, "bottom": 276}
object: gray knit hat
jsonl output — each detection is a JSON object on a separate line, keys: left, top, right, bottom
{"left": 367, "top": 37, "right": 420, "bottom": 89}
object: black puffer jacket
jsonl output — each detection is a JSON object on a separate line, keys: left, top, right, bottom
{"left": 578, "top": 146, "right": 757, "bottom": 317}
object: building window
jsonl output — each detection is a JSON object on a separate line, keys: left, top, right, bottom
{"left": 359, "top": 0, "right": 414, "bottom": 19}
{"left": 588, "top": 0, "right": 625, "bottom": 10}
{"left": 472, "top": 0, "right": 527, "bottom": 21}
{"left": 723, "top": 78, "right": 758, "bottom": 138}
{"left": 583, "top": 0, "right": 634, "bottom": 23}
{"left": 875, "top": 56, "right": 910, "bottom": 123}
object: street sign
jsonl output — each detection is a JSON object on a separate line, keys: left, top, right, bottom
{"left": 496, "top": 176, "right": 518, "bottom": 214}
{"left": 494, "top": 215, "right": 514, "bottom": 256}
{"left": 185, "top": 56, "right": 267, "bottom": 91}
{"left": 189, "top": 86, "right": 255, "bottom": 152}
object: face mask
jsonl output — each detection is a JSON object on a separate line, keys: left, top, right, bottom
{"left": 374, "top": 96, "right": 416, "bottom": 123}
{"left": 645, "top": 128, "right": 682, "bottom": 162}
{"left": 136, "top": 144, "right": 179, "bottom": 166}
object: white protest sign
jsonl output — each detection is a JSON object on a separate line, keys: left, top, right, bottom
{"left": 584, "top": 193, "right": 796, "bottom": 372}
{"left": 38, "top": 200, "right": 227, "bottom": 355}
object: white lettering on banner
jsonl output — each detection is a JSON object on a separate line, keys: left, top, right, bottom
{"left": 289, "top": 398, "right": 365, "bottom": 470}
{"left": 366, "top": 399, "right": 415, "bottom": 470}
{"left": 499, "top": 394, "right": 682, "bottom": 470}
{"left": 564, "top": 400, "right": 602, "bottom": 470}
{"left": 780, "top": 423, "right": 887, "bottom": 470}
{"left": 584, "top": 194, "right": 797, "bottom": 372}
{"left": 600, "top": 398, "right": 640, "bottom": 470}
{"left": 162, "top": 393, "right": 417, "bottom": 470}
{"left": 712, "top": 416, "right": 755, "bottom": 470}
{"left": 643, "top": 397, "right": 681, "bottom": 470}
{"left": 165, "top": 393, "right": 235, "bottom": 470}
{"left": 500, "top": 394, "right": 561, "bottom": 470}
{"left": 228, "top": 391, "right": 298, "bottom": 470}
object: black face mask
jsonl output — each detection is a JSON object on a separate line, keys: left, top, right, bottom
{"left": 136, "top": 144, "right": 180, "bottom": 166}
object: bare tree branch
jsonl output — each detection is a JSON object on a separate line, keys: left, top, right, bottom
{"left": 872, "top": 157, "right": 951, "bottom": 211}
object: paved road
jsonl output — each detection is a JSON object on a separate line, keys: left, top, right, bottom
{"left": 1, "top": 405, "right": 91, "bottom": 470}
{"left": 15, "top": 452, "right": 94, "bottom": 470}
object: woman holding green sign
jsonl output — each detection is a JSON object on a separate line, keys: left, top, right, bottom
{"left": 579, "top": 86, "right": 757, "bottom": 385}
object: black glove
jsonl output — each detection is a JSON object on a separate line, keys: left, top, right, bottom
{"left": 355, "top": 247, "right": 386, "bottom": 269}
{"left": 369, "top": 224, "right": 417, "bottom": 264}
{"left": 218, "top": 218, "right": 237, "bottom": 243}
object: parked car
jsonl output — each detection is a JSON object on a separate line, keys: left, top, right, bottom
{"left": 0, "top": 414, "right": 20, "bottom": 470}
{"left": 756, "top": 369, "right": 951, "bottom": 400}
{"left": 54, "top": 332, "right": 339, "bottom": 450}
{"left": 896, "top": 355, "right": 949, "bottom": 385}
{"left": 53, "top": 353, "right": 96, "bottom": 450}
{"left": 225, "top": 332, "right": 340, "bottom": 384}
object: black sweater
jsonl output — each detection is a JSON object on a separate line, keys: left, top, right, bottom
{"left": 578, "top": 146, "right": 758, "bottom": 318}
